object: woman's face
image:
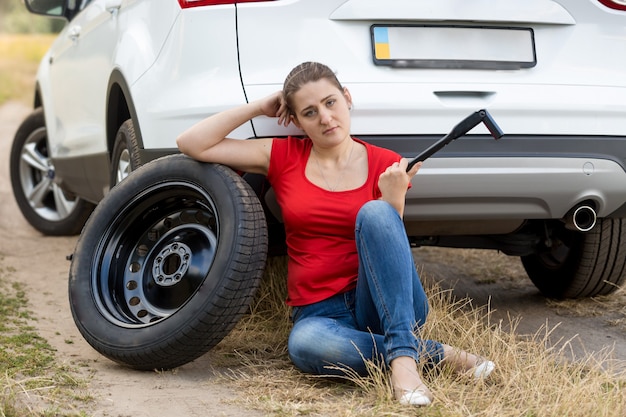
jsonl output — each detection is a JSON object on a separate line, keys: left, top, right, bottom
{"left": 290, "top": 78, "right": 352, "bottom": 148}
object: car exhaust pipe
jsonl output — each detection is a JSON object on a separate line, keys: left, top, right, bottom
{"left": 564, "top": 205, "right": 597, "bottom": 232}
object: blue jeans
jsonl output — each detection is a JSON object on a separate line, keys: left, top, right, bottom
{"left": 288, "top": 200, "right": 444, "bottom": 376}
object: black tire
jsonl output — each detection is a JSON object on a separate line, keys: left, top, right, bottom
{"left": 521, "top": 218, "right": 626, "bottom": 298}
{"left": 69, "top": 155, "right": 268, "bottom": 370}
{"left": 110, "top": 119, "right": 141, "bottom": 186}
{"left": 9, "top": 107, "right": 95, "bottom": 235}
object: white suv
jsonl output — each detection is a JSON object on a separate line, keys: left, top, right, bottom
{"left": 10, "top": 1, "right": 626, "bottom": 367}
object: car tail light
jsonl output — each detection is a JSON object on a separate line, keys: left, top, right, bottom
{"left": 179, "top": 0, "right": 272, "bottom": 8}
{"left": 598, "top": 0, "right": 626, "bottom": 10}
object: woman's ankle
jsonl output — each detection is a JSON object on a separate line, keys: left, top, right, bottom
{"left": 390, "top": 356, "right": 433, "bottom": 404}
{"left": 441, "top": 344, "right": 481, "bottom": 373}
{"left": 390, "top": 357, "right": 429, "bottom": 390}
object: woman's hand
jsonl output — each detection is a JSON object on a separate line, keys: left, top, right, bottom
{"left": 257, "top": 91, "right": 292, "bottom": 127}
{"left": 378, "top": 159, "right": 422, "bottom": 216}
{"left": 177, "top": 92, "right": 280, "bottom": 173}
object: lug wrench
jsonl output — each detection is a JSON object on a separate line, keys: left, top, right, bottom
{"left": 406, "top": 109, "right": 504, "bottom": 171}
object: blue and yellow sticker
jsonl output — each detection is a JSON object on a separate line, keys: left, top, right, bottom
{"left": 373, "top": 26, "right": 390, "bottom": 60}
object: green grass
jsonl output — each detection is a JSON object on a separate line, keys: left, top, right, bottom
{"left": 0, "top": 260, "right": 91, "bottom": 417}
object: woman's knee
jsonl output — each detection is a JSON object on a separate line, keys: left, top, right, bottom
{"left": 356, "top": 200, "right": 403, "bottom": 234}
{"left": 288, "top": 317, "right": 339, "bottom": 374}
{"left": 288, "top": 317, "right": 375, "bottom": 376}
{"left": 357, "top": 200, "right": 396, "bottom": 221}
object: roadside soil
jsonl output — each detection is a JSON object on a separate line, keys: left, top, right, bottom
{"left": 1, "top": 101, "right": 625, "bottom": 416}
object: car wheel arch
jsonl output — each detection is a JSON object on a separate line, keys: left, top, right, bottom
{"left": 106, "top": 70, "right": 145, "bottom": 164}
{"left": 33, "top": 82, "right": 43, "bottom": 110}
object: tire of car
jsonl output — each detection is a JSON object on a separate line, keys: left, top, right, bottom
{"left": 69, "top": 154, "right": 268, "bottom": 370}
{"left": 521, "top": 218, "right": 626, "bottom": 299}
{"left": 9, "top": 107, "right": 95, "bottom": 236}
{"left": 110, "top": 119, "right": 142, "bottom": 186}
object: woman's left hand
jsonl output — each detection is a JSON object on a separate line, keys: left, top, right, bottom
{"left": 378, "top": 159, "right": 422, "bottom": 215}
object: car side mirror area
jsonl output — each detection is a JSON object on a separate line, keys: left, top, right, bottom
{"left": 24, "top": 0, "right": 84, "bottom": 21}
{"left": 25, "top": 0, "right": 66, "bottom": 17}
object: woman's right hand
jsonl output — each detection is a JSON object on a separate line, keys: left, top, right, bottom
{"left": 258, "top": 90, "right": 292, "bottom": 127}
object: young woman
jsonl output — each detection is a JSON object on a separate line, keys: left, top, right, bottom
{"left": 176, "top": 62, "right": 495, "bottom": 406}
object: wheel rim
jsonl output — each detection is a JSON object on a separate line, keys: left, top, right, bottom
{"left": 92, "top": 181, "right": 220, "bottom": 328}
{"left": 18, "top": 127, "right": 79, "bottom": 221}
{"left": 536, "top": 240, "right": 569, "bottom": 269}
{"left": 115, "top": 148, "right": 131, "bottom": 184}
{"left": 535, "top": 226, "right": 581, "bottom": 269}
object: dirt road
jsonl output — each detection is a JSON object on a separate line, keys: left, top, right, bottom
{"left": 1, "top": 101, "right": 624, "bottom": 416}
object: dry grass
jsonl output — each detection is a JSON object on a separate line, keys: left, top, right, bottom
{"left": 215, "top": 254, "right": 626, "bottom": 416}
{"left": 0, "top": 34, "right": 55, "bottom": 105}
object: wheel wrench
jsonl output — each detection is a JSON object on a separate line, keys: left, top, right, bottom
{"left": 406, "top": 109, "right": 504, "bottom": 171}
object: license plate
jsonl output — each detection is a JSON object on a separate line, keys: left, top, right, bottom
{"left": 371, "top": 25, "right": 536, "bottom": 70}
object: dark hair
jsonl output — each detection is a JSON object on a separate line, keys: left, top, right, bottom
{"left": 283, "top": 62, "right": 343, "bottom": 118}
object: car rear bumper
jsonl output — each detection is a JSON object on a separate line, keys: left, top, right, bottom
{"left": 356, "top": 134, "right": 626, "bottom": 223}
{"left": 401, "top": 154, "right": 626, "bottom": 222}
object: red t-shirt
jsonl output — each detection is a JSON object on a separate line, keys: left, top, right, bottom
{"left": 267, "top": 136, "right": 402, "bottom": 306}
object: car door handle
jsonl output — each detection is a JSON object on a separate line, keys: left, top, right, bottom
{"left": 68, "top": 25, "right": 81, "bottom": 42}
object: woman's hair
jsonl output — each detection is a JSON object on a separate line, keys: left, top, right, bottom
{"left": 283, "top": 62, "right": 343, "bottom": 118}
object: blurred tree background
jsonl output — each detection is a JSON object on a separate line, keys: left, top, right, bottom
{"left": 0, "top": 0, "right": 60, "bottom": 105}
{"left": 0, "top": 0, "right": 65, "bottom": 33}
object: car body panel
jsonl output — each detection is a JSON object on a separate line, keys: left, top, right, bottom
{"left": 132, "top": 4, "right": 254, "bottom": 154}
{"left": 46, "top": 1, "right": 117, "bottom": 159}
{"left": 236, "top": 0, "right": 626, "bottom": 136}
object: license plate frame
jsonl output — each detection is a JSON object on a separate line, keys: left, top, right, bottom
{"left": 371, "top": 24, "right": 536, "bottom": 70}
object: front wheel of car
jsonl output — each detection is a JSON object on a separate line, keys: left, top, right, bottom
{"left": 9, "top": 107, "right": 95, "bottom": 235}
{"left": 521, "top": 218, "right": 626, "bottom": 298}
{"left": 69, "top": 155, "right": 268, "bottom": 370}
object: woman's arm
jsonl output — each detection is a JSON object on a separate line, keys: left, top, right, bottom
{"left": 176, "top": 91, "right": 288, "bottom": 175}
{"left": 378, "top": 159, "right": 421, "bottom": 217}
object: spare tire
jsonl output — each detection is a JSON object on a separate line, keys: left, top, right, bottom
{"left": 69, "top": 155, "right": 267, "bottom": 370}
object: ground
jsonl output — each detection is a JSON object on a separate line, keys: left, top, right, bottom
{"left": 1, "top": 101, "right": 625, "bottom": 416}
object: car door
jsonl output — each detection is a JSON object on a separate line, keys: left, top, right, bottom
{"left": 47, "top": 0, "right": 121, "bottom": 169}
